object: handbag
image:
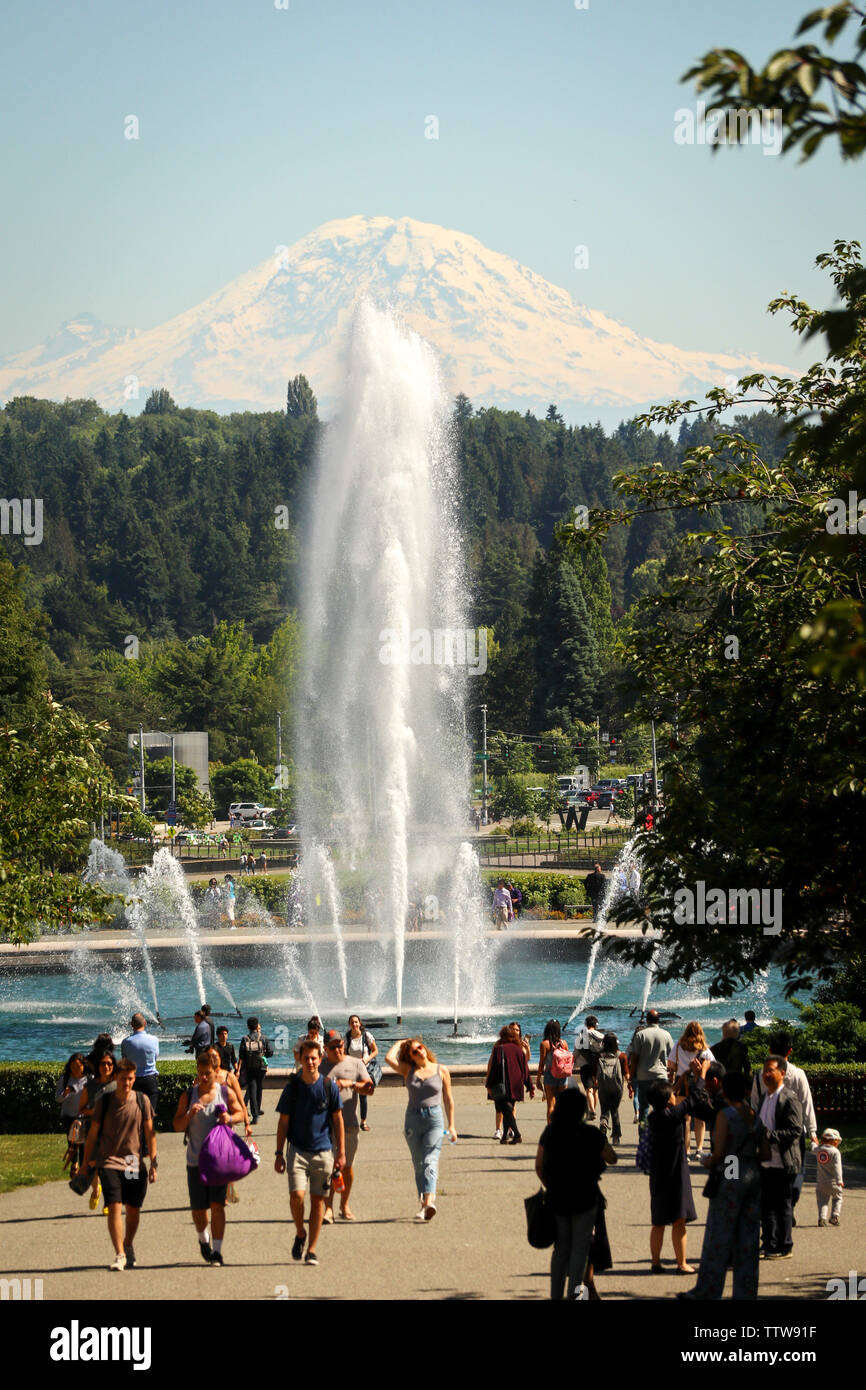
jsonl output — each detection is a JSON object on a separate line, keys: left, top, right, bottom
{"left": 525, "top": 1188, "right": 556, "bottom": 1249}
{"left": 68, "top": 1168, "right": 93, "bottom": 1196}
{"left": 702, "top": 1166, "right": 722, "bottom": 1199}
{"left": 199, "top": 1118, "right": 260, "bottom": 1185}
{"left": 489, "top": 1046, "right": 508, "bottom": 1103}
{"left": 366, "top": 1057, "right": 383, "bottom": 1088}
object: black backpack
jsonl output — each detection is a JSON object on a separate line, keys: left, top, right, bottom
{"left": 244, "top": 1034, "right": 265, "bottom": 1073}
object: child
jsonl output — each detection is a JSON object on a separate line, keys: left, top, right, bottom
{"left": 814, "top": 1128, "right": 844, "bottom": 1227}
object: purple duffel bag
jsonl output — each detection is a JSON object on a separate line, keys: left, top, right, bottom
{"left": 199, "top": 1112, "right": 261, "bottom": 1185}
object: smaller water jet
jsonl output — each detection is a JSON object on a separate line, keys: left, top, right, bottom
{"left": 83, "top": 839, "right": 160, "bottom": 1020}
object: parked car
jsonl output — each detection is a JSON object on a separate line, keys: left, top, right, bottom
{"left": 229, "top": 802, "right": 275, "bottom": 823}
{"left": 267, "top": 825, "right": 298, "bottom": 838}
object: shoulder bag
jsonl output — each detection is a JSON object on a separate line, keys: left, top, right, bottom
{"left": 488, "top": 1046, "right": 508, "bottom": 1103}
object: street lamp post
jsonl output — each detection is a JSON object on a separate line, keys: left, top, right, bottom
{"left": 650, "top": 717, "right": 659, "bottom": 813}
{"left": 481, "top": 704, "right": 489, "bottom": 826}
{"left": 138, "top": 724, "right": 146, "bottom": 813}
{"left": 276, "top": 711, "right": 283, "bottom": 804}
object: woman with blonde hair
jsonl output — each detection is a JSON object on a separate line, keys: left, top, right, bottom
{"left": 385, "top": 1037, "right": 456, "bottom": 1221}
{"left": 669, "top": 1021, "right": 715, "bottom": 1159}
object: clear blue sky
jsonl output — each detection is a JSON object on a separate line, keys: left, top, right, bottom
{"left": 1, "top": 0, "right": 862, "bottom": 367}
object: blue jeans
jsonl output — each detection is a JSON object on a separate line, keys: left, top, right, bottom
{"left": 404, "top": 1105, "right": 444, "bottom": 1196}
{"left": 691, "top": 1169, "right": 761, "bottom": 1300}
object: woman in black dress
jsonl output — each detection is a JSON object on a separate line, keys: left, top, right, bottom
{"left": 647, "top": 1079, "right": 696, "bottom": 1273}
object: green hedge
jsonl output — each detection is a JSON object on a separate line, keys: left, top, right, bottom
{"left": 480, "top": 870, "right": 587, "bottom": 912}
{"left": 0, "top": 1061, "right": 197, "bottom": 1135}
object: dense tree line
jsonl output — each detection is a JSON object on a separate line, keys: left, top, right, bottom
{"left": 0, "top": 383, "right": 782, "bottom": 777}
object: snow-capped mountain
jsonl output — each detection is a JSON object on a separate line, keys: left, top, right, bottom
{"left": 0, "top": 216, "right": 789, "bottom": 423}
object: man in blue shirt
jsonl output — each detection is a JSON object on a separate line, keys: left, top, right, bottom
{"left": 274, "top": 1040, "right": 345, "bottom": 1267}
{"left": 121, "top": 1014, "right": 160, "bottom": 1106}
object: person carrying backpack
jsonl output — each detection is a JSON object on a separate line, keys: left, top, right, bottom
{"left": 573, "top": 1016, "right": 606, "bottom": 1120}
{"left": 536, "top": 1020, "right": 574, "bottom": 1119}
{"left": 596, "top": 1032, "right": 631, "bottom": 1145}
{"left": 80, "top": 1058, "right": 158, "bottom": 1272}
{"left": 238, "top": 1016, "right": 273, "bottom": 1125}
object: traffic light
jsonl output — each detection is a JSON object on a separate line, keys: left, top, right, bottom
{"left": 610, "top": 735, "right": 617, "bottom": 748}
{"left": 503, "top": 743, "right": 509, "bottom": 760}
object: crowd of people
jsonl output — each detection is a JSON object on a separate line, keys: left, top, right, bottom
{"left": 54, "top": 1003, "right": 844, "bottom": 1296}
{"left": 57, "top": 1008, "right": 449, "bottom": 1271}
{"left": 517, "top": 1009, "right": 844, "bottom": 1299}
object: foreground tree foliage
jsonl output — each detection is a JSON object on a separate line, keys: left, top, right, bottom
{"left": 0, "top": 697, "right": 135, "bottom": 945}
{"left": 685, "top": 2, "right": 866, "bottom": 162}
{"left": 583, "top": 244, "right": 866, "bottom": 995}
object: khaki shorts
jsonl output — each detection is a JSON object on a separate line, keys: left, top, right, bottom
{"left": 287, "top": 1144, "right": 333, "bottom": 1197}
{"left": 343, "top": 1125, "right": 359, "bottom": 1169}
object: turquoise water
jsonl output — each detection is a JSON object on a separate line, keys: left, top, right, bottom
{"left": 0, "top": 941, "right": 793, "bottom": 1067}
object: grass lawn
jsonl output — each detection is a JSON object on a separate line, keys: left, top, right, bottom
{"left": 0, "top": 1132, "right": 68, "bottom": 1194}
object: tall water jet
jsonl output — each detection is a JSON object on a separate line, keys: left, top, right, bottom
{"left": 307, "top": 843, "right": 348, "bottom": 1006}
{"left": 298, "top": 300, "right": 491, "bottom": 1021}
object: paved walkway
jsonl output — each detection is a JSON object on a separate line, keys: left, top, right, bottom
{"left": 0, "top": 1087, "right": 860, "bottom": 1301}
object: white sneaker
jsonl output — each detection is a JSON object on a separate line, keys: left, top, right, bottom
{"left": 110, "top": 1252, "right": 125, "bottom": 1272}
{"left": 413, "top": 1209, "right": 427, "bottom": 1222}
{"left": 493, "top": 1128, "right": 503, "bottom": 1140}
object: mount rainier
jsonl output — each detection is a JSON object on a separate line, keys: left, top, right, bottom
{"left": 0, "top": 215, "right": 789, "bottom": 424}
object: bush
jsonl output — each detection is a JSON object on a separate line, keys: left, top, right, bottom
{"left": 480, "top": 870, "right": 587, "bottom": 914}
{"left": 741, "top": 1002, "right": 866, "bottom": 1066}
{"left": 510, "top": 819, "right": 539, "bottom": 838}
{"left": 190, "top": 876, "right": 291, "bottom": 917}
{"left": 0, "top": 1061, "right": 197, "bottom": 1134}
